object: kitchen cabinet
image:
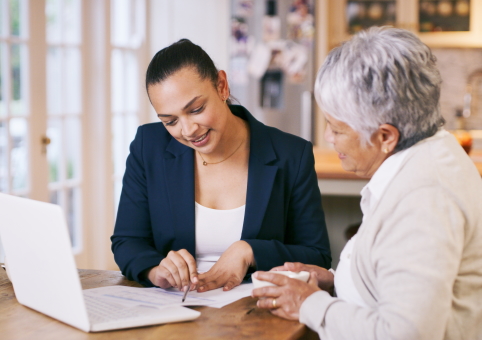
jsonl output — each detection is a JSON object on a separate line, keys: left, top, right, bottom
{"left": 327, "top": 0, "right": 482, "bottom": 48}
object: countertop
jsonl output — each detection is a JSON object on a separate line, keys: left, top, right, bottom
{"left": 313, "top": 147, "right": 482, "bottom": 180}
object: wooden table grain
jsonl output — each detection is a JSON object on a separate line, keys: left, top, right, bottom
{"left": 0, "top": 269, "right": 318, "bottom": 340}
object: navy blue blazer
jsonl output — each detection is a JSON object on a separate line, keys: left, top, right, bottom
{"left": 111, "top": 105, "right": 331, "bottom": 286}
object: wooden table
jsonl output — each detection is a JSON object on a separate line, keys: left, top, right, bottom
{"left": 0, "top": 269, "right": 318, "bottom": 340}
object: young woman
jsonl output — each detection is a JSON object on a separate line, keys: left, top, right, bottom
{"left": 111, "top": 39, "right": 331, "bottom": 293}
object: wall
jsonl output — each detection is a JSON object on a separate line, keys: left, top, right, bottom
{"left": 433, "top": 48, "right": 482, "bottom": 133}
{"left": 149, "top": 0, "right": 230, "bottom": 77}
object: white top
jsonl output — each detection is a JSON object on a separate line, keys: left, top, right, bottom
{"left": 334, "top": 234, "right": 369, "bottom": 307}
{"left": 195, "top": 202, "right": 245, "bottom": 273}
{"left": 335, "top": 129, "right": 449, "bottom": 307}
{"left": 335, "top": 141, "right": 412, "bottom": 306}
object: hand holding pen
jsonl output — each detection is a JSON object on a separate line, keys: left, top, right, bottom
{"left": 147, "top": 249, "right": 198, "bottom": 293}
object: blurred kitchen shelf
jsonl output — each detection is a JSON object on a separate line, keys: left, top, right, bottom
{"left": 314, "top": 145, "right": 482, "bottom": 196}
{"left": 327, "top": 0, "right": 482, "bottom": 48}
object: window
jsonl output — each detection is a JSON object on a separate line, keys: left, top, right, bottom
{"left": 111, "top": 0, "right": 145, "bottom": 212}
{"left": 46, "top": 0, "right": 83, "bottom": 251}
{"left": 0, "top": 0, "right": 29, "bottom": 197}
{"left": 0, "top": 0, "right": 30, "bottom": 262}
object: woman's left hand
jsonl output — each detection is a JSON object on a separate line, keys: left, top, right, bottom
{"left": 197, "top": 240, "right": 255, "bottom": 292}
{"left": 251, "top": 271, "right": 320, "bottom": 320}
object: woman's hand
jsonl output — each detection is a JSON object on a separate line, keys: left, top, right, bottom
{"left": 251, "top": 271, "right": 320, "bottom": 320}
{"left": 147, "top": 249, "right": 198, "bottom": 291}
{"left": 272, "top": 262, "right": 334, "bottom": 294}
{"left": 197, "top": 240, "right": 255, "bottom": 292}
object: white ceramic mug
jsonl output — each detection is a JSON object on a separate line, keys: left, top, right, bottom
{"left": 252, "top": 270, "right": 310, "bottom": 289}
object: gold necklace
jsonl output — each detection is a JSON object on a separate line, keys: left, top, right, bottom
{"left": 198, "top": 140, "right": 244, "bottom": 166}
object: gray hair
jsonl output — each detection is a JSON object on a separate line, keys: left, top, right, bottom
{"left": 315, "top": 26, "right": 445, "bottom": 151}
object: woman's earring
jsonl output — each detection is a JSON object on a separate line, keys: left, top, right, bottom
{"left": 383, "top": 147, "right": 389, "bottom": 154}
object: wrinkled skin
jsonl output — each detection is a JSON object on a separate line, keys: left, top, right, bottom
{"left": 251, "top": 262, "right": 334, "bottom": 320}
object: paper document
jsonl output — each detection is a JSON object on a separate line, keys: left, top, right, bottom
{"left": 84, "top": 283, "right": 254, "bottom": 309}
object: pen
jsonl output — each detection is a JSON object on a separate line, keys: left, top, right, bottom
{"left": 181, "top": 281, "right": 190, "bottom": 303}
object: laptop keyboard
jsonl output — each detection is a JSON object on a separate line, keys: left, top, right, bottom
{"left": 84, "top": 294, "right": 162, "bottom": 324}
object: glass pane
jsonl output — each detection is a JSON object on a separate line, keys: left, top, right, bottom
{"left": 114, "top": 180, "right": 122, "bottom": 214}
{"left": 49, "top": 189, "right": 59, "bottom": 204}
{"left": 347, "top": 1, "right": 396, "bottom": 34}
{"left": 0, "top": 0, "right": 4, "bottom": 37}
{"left": 47, "top": 47, "right": 62, "bottom": 115}
{"left": 46, "top": 0, "right": 61, "bottom": 43}
{"left": 112, "top": 114, "right": 124, "bottom": 177}
{"left": 0, "top": 43, "right": 5, "bottom": 117}
{"left": 111, "top": 49, "right": 124, "bottom": 113}
{"left": 63, "top": 48, "right": 81, "bottom": 114}
{"left": 9, "top": 0, "right": 21, "bottom": 36}
{"left": 419, "top": 0, "right": 471, "bottom": 32}
{"left": 10, "top": 44, "right": 26, "bottom": 115}
{"left": 131, "top": 0, "right": 145, "bottom": 48}
{"left": 0, "top": 120, "right": 8, "bottom": 192}
{"left": 111, "top": 0, "right": 130, "bottom": 47}
{"left": 66, "top": 187, "right": 80, "bottom": 248}
{"left": 125, "top": 51, "right": 138, "bottom": 112}
{"left": 63, "top": 0, "right": 81, "bottom": 44}
{"left": 125, "top": 113, "right": 138, "bottom": 148}
{"left": 47, "top": 118, "right": 62, "bottom": 183}
{"left": 10, "top": 117, "right": 27, "bottom": 191}
{"left": 65, "top": 117, "right": 80, "bottom": 180}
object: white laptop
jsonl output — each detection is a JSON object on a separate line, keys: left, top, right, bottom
{"left": 0, "top": 193, "right": 200, "bottom": 332}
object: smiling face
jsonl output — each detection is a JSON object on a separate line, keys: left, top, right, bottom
{"left": 147, "top": 67, "right": 231, "bottom": 155}
{"left": 324, "top": 113, "right": 388, "bottom": 178}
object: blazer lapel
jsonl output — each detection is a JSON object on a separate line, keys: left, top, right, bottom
{"left": 242, "top": 159, "right": 278, "bottom": 239}
{"left": 238, "top": 107, "right": 279, "bottom": 239}
{"left": 163, "top": 138, "right": 196, "bottom": 256}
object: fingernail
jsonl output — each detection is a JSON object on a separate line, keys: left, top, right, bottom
{"left": 252, "top": 272, "right": 258, "bottom": 278}
{"left": 192, "top": 277, "right": 198, "bottom": 284}
{"left": 199, "top": 286, "right": 204, "bottom": 291}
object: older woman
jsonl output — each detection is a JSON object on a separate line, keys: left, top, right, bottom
{"left": 252, "top": 27, "right": 482, "bottom": 339}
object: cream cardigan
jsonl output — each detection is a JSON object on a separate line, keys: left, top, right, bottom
{"left": 300, "top": 132, "right": 482, "bottom": 340}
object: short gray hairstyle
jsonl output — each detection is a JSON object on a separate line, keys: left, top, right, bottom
{"left": 315, "top": 26, "right": 445, "bottom": 151}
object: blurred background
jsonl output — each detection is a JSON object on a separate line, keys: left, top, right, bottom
{"left": 1, "top": 0, "right": 481, "bottom": 270}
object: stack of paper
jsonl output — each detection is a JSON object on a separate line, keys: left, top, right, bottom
{"left": 83, "top": 283, "right": 254, "bottom": 309}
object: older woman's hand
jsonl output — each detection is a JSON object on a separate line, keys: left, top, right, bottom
{"left": 251, "top": 271, "right": 320, "bottom": 320}
{"left": 271, "top": 262, "right": 334, "bottom": 295}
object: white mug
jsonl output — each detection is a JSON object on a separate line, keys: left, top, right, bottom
{"left": 252, "top": 270, "right": 310, "bottom": 289}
